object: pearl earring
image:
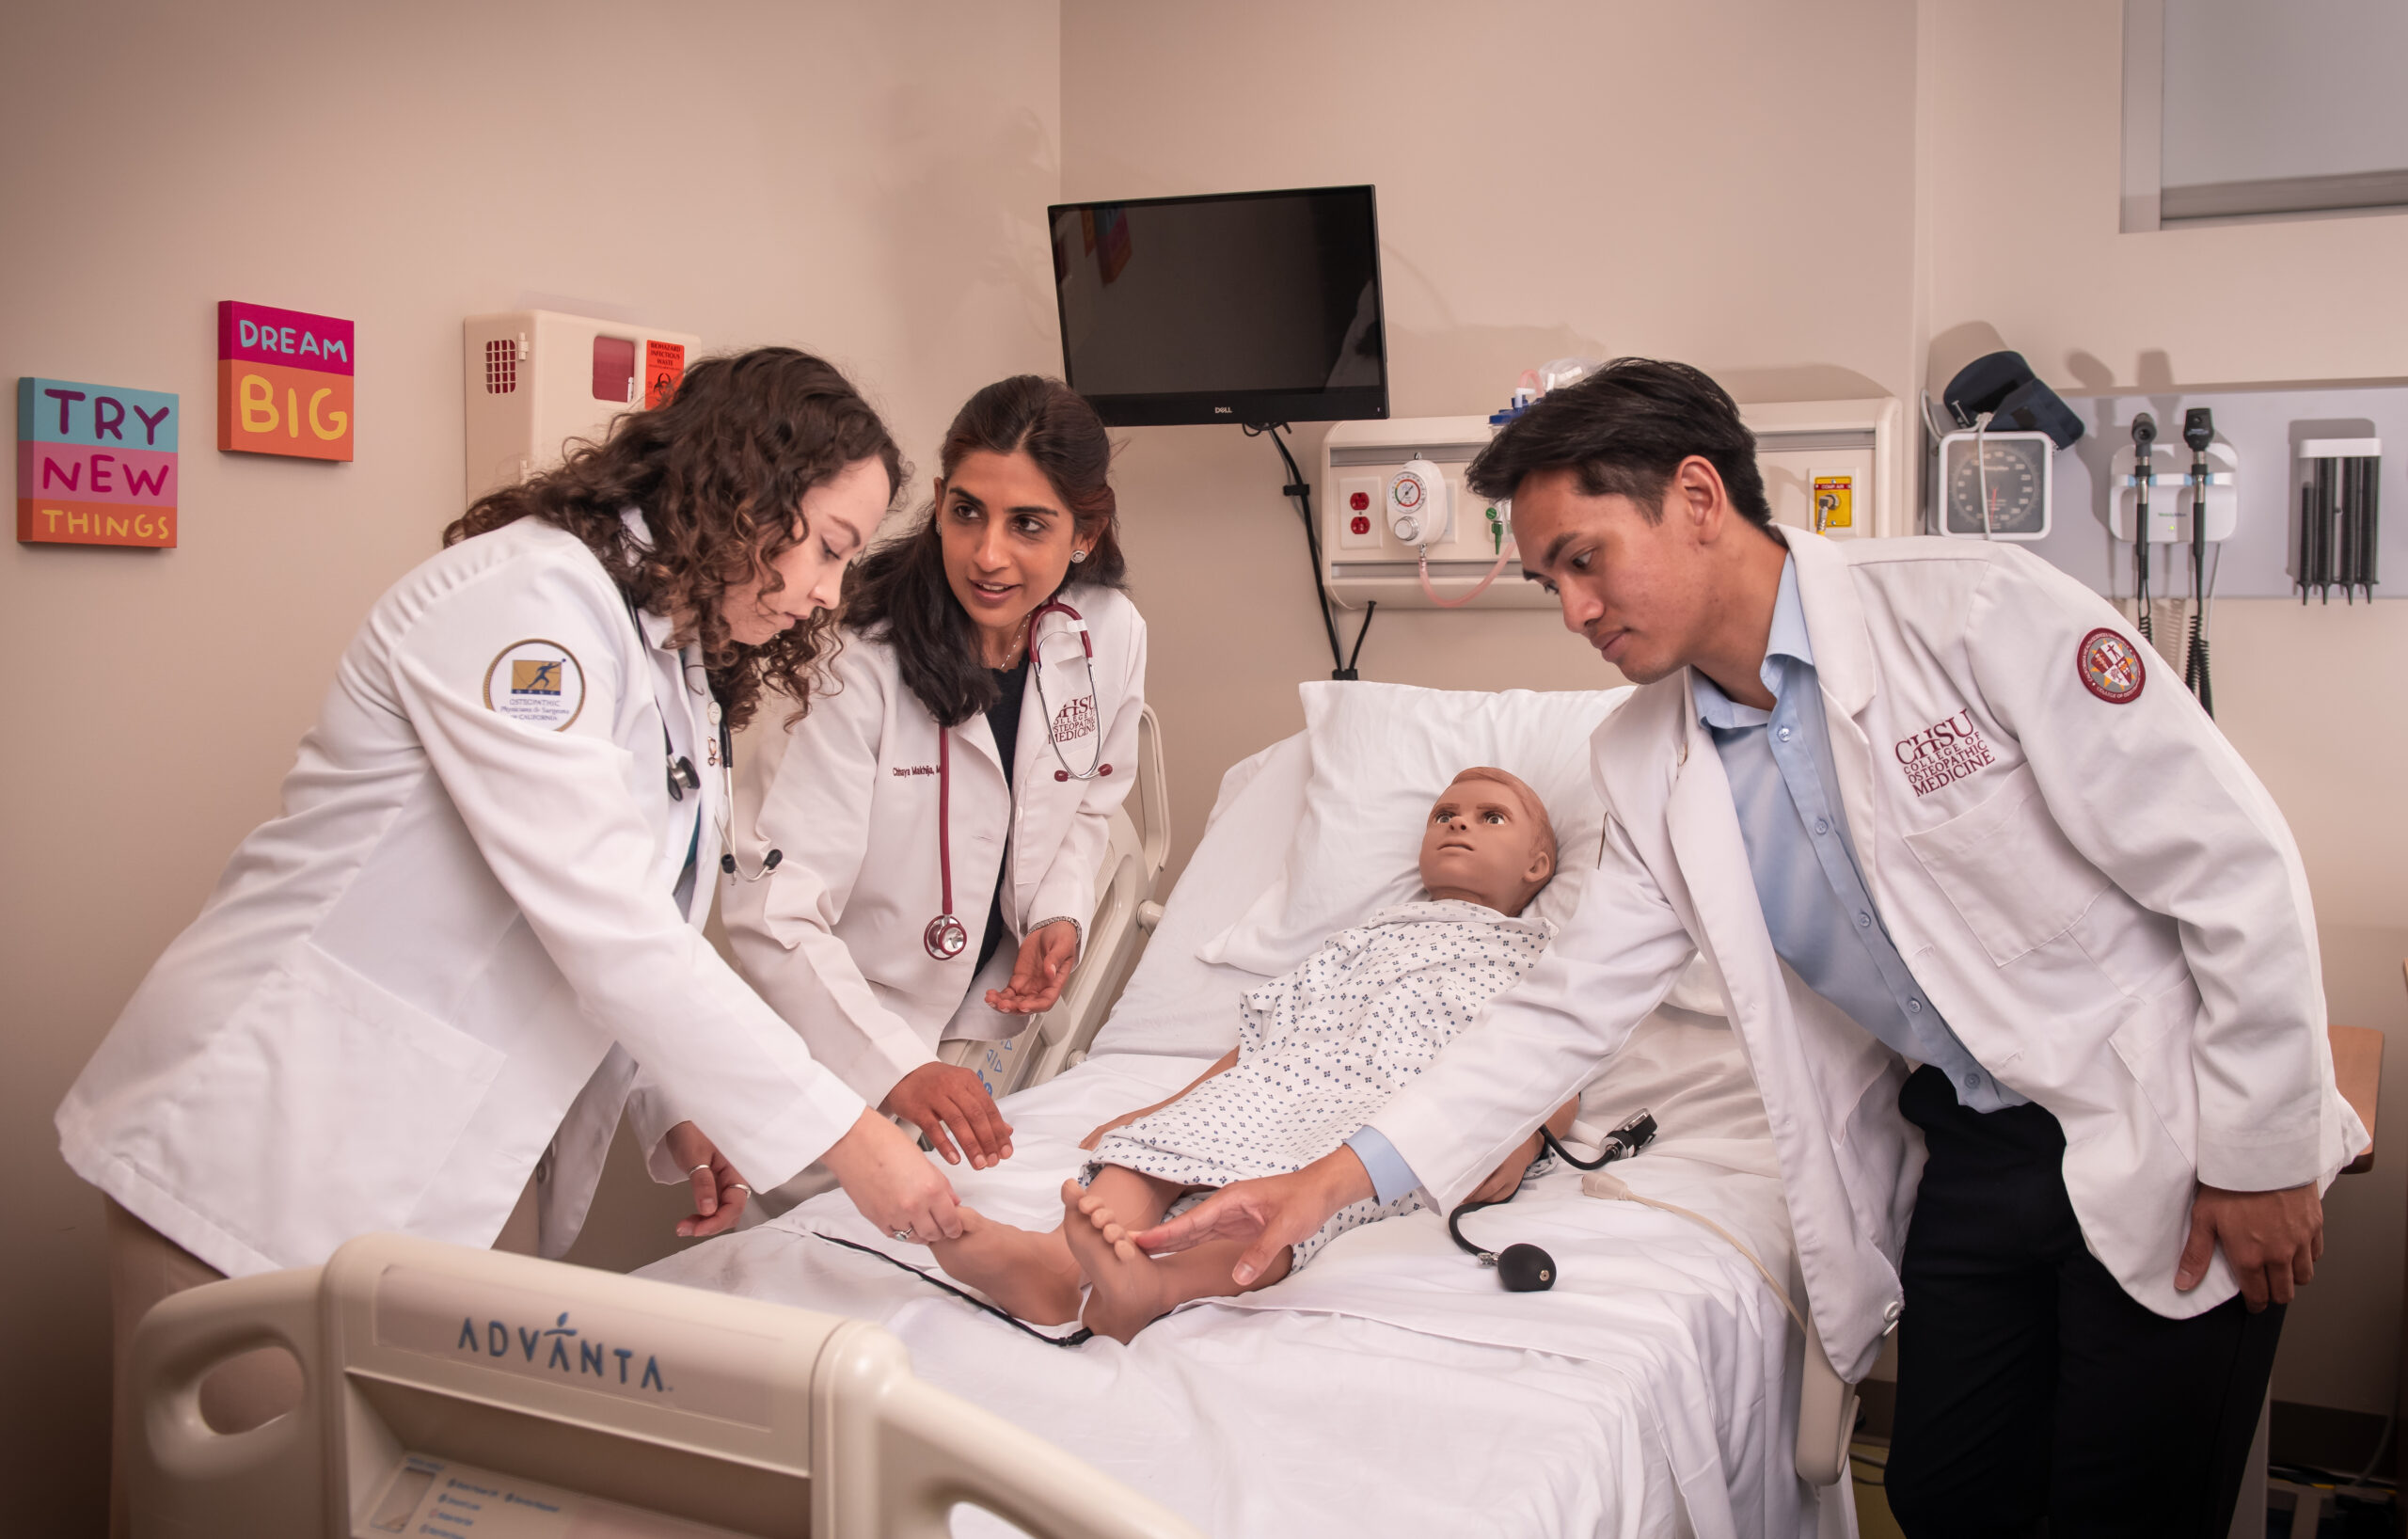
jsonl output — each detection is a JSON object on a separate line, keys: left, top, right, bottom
{"left": 1070, "top": 548, "right": 1087, "bottom": 563}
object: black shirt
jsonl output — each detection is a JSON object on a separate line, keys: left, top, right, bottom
{"left": 976, "top": 656, "right": 1031, "bottom": 975}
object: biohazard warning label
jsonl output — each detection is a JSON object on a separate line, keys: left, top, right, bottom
{"left": 643, "top": 341, "right": 687, "bottom": 410}
{"left": 1893, "top": 709, "right": 1994, "bottom": 797}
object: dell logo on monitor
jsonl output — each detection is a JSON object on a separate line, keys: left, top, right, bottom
{"left": 1212, "top": 405, "right": 1233, "bottom": 415}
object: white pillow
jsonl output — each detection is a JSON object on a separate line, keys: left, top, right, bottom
{"left": 1086, "top": 735, "right": 1306, "bottom": 1059}
{"left": 1198, "top": 681, "right": 1634, "bottom": 976}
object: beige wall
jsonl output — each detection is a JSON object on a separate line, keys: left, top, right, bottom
{"left": 1064, "top": 0, "right": 1923, "bottom": 881}
{"left": 0, "top": 3, "right": 1061, "bottom": 1528}
{"left": 8, "top": 3, "right": 2404, "bottom": 1527}
{"left": 1918, "top": 0, "right": 2408, "bottom": 1417}
{"left": 1081, "top": 0, "right": 2408, "bottom": 1420}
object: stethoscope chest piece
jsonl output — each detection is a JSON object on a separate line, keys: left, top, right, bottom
{"left": 924, "top": 913, "right": 968, "bottom": 961}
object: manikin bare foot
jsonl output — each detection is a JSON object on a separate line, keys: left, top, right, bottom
{"left": 1059, "top": 1179, "right": 1182, "bottom": 1344}
{"left": 928, "top": 1205, "right": 1084, "bottom": 1325}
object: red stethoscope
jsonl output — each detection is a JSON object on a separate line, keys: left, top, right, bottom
{"left": 924, "top": 599, "right": 1113, "bottom": 960}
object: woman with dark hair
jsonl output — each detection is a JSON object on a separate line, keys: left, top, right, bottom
{"left": 725, "top": 375, "right": 1147, "bottom": 1174}
{"left": 61, "top": 349, "right": 967, "bottom": 1476}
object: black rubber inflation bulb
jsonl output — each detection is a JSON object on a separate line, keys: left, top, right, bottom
{"left": 1497, "top": 1244, "right": 1557, "bottom": 1293}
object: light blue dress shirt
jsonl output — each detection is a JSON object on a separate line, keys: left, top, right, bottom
{"left": 1347, "top": 556, "right": 2018, "bottom": 1210}
{"left": 1346, "top": 1124, "right": 1420, "bottom": 1207}
{"left": 1692, "top": 556, "right": 2020, "bottom": 1114}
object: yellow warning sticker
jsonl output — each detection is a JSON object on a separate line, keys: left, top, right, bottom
{"left": 1813, "top": 474, "right": 1854, "bottom": 532}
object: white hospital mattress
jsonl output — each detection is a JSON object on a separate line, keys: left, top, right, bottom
{"left": 643, "top": 729, "right": 1825, "bottom": 1537}
{"left": 641, "top": 1048, "right": 1817, "bottom": 1539}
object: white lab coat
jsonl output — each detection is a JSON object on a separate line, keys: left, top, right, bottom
{"left": 55, "top": 516, "right": 866, "bottom": 1278}
{"left": 1375, "top": 531, "right": 2365, "bottom": 1381}
{"left": 722, "top": 584, "right": 1146, "bottom": 1105}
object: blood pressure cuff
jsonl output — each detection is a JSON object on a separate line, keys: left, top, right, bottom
{"left": 1942, "top": 351, "right": 2083, "bottom": 450}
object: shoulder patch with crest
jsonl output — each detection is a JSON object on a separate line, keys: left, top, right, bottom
{"left": 2077, "top": 627, "right": 2145, "bottom": 705}
{"left": 483, "top": 639, "right": 586, "bottom": 730}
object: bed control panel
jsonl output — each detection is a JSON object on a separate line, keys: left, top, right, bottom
{"left": 359, "top": 1453, "right": 740, "bottom": 1539}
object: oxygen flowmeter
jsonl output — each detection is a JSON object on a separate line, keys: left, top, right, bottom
{"left": 1386, "top": 457, "right": 1450, "bottom": 546}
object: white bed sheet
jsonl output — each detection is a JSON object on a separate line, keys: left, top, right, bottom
{"left": 644, "top": 730, "right": 1829, "bottom": 1538}
{"left": 641, "top": 1051, "right": 1820, "bottom": 1539}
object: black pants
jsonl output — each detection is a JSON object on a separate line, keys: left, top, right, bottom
{"left": 1883, "top": 1066, "right": 2284, "bottom": 1539}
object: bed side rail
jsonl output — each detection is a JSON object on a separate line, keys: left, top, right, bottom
{"left": 1794, "top": 1322, "right": 1861, "bottom": 1486}
{"left": 128, "top": 1232, "right": 1201, "bottom": 1539}
{"left": 944, "top": 704, "right": 1169, "bottom": 1098}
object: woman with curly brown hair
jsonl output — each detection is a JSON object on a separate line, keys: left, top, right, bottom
{"left": 61, "top": 348, "right": 967, "bottom": 1469}
{"left": 723, "top": 375, "right": 1146, "bottom": 1181}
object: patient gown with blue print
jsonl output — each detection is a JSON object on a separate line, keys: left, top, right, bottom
{"left": 1085, "top": 898, "right": 1557, "bottom": 1266}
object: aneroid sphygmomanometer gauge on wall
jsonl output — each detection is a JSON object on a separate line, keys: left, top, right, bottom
{"left": 1934, "top": 350, "right": 2083, "bottom": 542}
{"left": 1941, "top": 431, "right": 2053, "bottom": 539}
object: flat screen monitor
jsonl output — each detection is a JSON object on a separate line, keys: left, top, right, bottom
{"left": 1048, "top": 185, "right": 1387, "bottom": 427}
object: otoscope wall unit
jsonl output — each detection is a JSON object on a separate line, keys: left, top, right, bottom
{"left": 2000, "top": 382, "right": 2406, "bottom": 603}
{"left": 1320, "top": 397, "right": 1908, "bottom": 610}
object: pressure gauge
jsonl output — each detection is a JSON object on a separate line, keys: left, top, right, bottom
{"left": 1939, "top": 430, "right": 2052, "bottom": 541}
{"left": 1386, "top": 457, "right": 1448, "bottom": 547}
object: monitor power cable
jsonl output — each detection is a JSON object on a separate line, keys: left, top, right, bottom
{"left": 1248, "top": 421, "right": 1374, "bottom": 680}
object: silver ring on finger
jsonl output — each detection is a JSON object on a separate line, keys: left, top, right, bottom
{"left": 893, "top": 1227, "right": 915, "bottom": 1243}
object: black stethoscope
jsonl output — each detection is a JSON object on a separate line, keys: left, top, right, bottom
{"left": 628, "top": 592, "right": 785, "bottom": 884}
{"left": 658, "top": 700, "right": 786, "bottom": 880}
{"left": 1446, "top": 1109, "right": 1657, "bottom": 1292}
{"left": 923, "top": 598, "right": 1111, "bottom": 961}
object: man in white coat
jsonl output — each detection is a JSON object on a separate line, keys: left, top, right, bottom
{"left": 1140, "top": 359, "right": 2362, "bottom": 1535}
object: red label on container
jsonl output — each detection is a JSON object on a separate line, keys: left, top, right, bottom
{"left": 644, "top": 341, "right": 687, "bottom": 410}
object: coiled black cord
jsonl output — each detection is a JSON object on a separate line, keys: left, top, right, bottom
{"left": 810, "top": 1230, "right": 1093, "bottom": 1348}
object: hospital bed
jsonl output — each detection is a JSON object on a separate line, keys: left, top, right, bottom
{"left": 125, "top": 1231, "right": 1199, "bottom": 1538}
{"left": 649, "top": 683, "right": 1858, "bottom": 1538}
{"left": 128, "top": 686, "right": 1860, "bottom": 1538}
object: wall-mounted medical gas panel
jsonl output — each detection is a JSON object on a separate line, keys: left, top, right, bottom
{"left": 1321, "top": 396, "right": 1908, "bottom": 609}
{"left": 462, "top": 311, "right": 701, "bottom": 500}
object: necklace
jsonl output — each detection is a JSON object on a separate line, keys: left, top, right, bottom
{"left": 985, "top": 626, "right": 1027, "bottom": 671}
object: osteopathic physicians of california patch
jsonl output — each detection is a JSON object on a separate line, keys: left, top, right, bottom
{"left": 483, "top": 639, "right": 586, "bottom": 730}
{"left": 2077, "top": 627, "right": 2146, "bottom": 705}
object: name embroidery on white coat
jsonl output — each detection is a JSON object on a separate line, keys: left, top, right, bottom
{"left": 1893, "top": 709, "right": 1995, "bottom": 797}
{"left": 891, "top": 764, "right": 938, "bottom": 777}
{"left": 1050, "top": 696, "right": 1097, "bottom": 742}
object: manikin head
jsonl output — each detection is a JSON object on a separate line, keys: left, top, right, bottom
{"left": 1418, "top": 768, "right": 1559, "bottom": 917}
{"left": 1466, "top": 358, "right": 1785, "bottom": 685}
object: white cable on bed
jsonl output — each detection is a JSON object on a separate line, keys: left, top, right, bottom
{"left": 1581, "top": 1169, "right": 1810, "bottom": 1337}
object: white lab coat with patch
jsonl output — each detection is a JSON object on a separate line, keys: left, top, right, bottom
{"left": 55, "top": 516, "right": 866, "bottom": 1278}
{"left": 722, "top": 585, "right": 1146, "bottom": 1106}
{"left": 1374, "top": 531, "right": 2364, "bottom": 1381}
